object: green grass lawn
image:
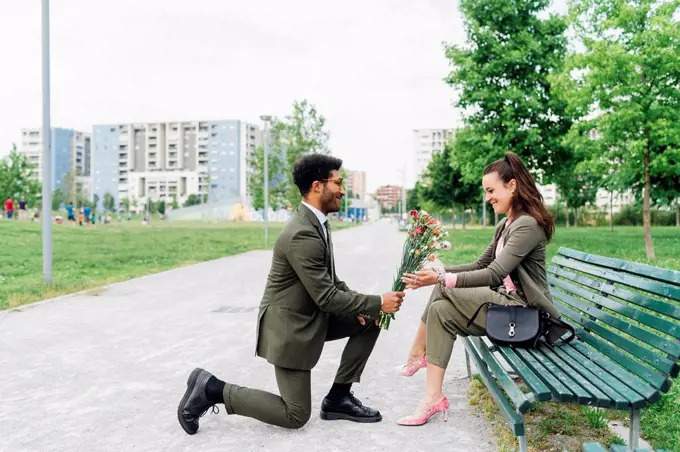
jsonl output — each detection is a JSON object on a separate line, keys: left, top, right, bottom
{"left": 440, "top": 226, "right": 680, "bottom": 451}
{"left": 0, "top": 219, "right": 353, "bottom": 310}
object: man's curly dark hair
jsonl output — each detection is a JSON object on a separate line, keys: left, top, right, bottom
{"left": 292, "top": 154, "right": 343, "bottom": 196}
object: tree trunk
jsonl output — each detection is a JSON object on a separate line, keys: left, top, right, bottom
{"left": 482, "top": 197, "right": 487, "bottom": 229}
{"left": 494, "top": 211, "right": 498, "bottom": 225}
{"left": 676, "top": 198, "right": 679, "bottom": 227}
{"left": 451, "top": 200, "right": 456, "bottom": 230}
{"left": 609, "top": 191, "right": 613, "bottom": 232}
{"left": 643, "top": 149, "right": 656, "bottom": 259}
{"left": 573, "top": 208, "right": 578, "bottom": 227}
{"left": 462, "top": 206, "right": 466, "bottom": 230}
{"left": 565, "top": 204, "right": 569, "bottom": 228}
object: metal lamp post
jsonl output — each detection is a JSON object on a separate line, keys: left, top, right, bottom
{"left": 41, "top": 0, "right": 52, "bottom": 283}
{"left": 260, "top": 115, "right": 272, "bottom": 247}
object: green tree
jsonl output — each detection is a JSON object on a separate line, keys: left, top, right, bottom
{"left": 156, "top": 199, "right": 166, "bottom": 216}
{"left": 171, "top": 196, "right": 179, "bottom": 210}
{"left": 282, "top": 99, "right": 330, "bottom": 208}
{"left": 561, "top": 0, "right": 680, "bottom": 258}
{"left": 445, "top": 0, "right": 573, "bottom": 184}
{"left": 338, "top": 168, "right": 353, "bottom": 214}
{"left": 103, "top": 192, "right": 115, "bottom": 213}
{"left": 183, "top": 194, "right": 202, "bottom": 207}
{"left": 550, "top": 127, "right": 601, "bottom": 227}
{"left": 248, "top": 99, "right": 331, "bottom": 210}
{"left": 61, "top": 169, "right": 87, "bottom": 207}
{"left": 450, "top": 143, "right": 482, "bottom": 230}
{"left": 120, "top": 198, "right": 131, "bottom": 213}
{"left": 52, "top": 188, "right": 65, "bottom": 211}
{"left": 0, "top": 144, "right": 42, "bottom": 207}
{"left": 420, "top": 142, "right": 479, "bottom": 229}
{"left": 421, "top": 145, "right": 456, "bottom": 226}
{"left": 248, "top": 140, "right": 287, "bottom": 211}
{"left": 406, "top": 183, "right": 424, "bottom": 211}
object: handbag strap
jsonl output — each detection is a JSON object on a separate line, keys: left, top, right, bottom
{"left": 545, "top": 316, "right": 576, "bottom": 345}
{"left": 467, "top": 302, "right": 494, "bottom": 328}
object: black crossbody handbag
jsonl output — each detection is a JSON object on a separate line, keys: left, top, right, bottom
{"left": 467, "top": 303, "right": 576, "bottom": 348}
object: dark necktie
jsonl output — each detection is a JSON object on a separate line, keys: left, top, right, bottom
{"left": 324, "top": 220, "right": 335, "bottom": 280}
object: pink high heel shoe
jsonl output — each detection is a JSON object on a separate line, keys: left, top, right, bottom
{"left": 396, "top": 397, "right": 450, "bottom": 426}
{"left": 399, "top": 355, "right": 427, "bottom": 377}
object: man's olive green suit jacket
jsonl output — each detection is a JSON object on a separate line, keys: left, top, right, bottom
{"left": 255, "top": 204, "right": 382, "bottom": 370}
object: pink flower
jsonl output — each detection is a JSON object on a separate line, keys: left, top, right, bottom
{"left": 441, "top": 241, "right": 452, "bottom": 251}
{"left": 433, "top": 241, "right": 441, "bottom": 249}
{"left": 414, "top": 227, "right": 425, "bottom": 235}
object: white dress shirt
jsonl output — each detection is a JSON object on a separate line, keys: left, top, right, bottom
{"left": 301, "top": 201, "right": 384, "bottom": 310}
{"left": 301, "top": 201, "right": 328, "bottom": 241}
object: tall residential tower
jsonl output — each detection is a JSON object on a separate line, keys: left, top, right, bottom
{"left": 91, "top": 120, "right": 260, "bottom": 210}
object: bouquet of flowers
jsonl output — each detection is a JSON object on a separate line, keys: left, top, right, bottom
{"left": 379, "top": 210, "right": 451, "bottom": 330}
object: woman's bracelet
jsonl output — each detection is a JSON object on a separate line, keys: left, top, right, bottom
{"left": 435, "top": 267, "right": 446, "bottom": 289}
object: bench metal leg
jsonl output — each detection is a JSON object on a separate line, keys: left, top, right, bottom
{"left": 629, "top": 408, "right": 640, "bottom": 450}
{"left": 465, "top": 348, "right": 472, "bottom": 379}
{"left": 517, "top": 411, "right": 527, "bottom": 452}
{"left": 518, "top": 434, "right": 528, "bottom": 452}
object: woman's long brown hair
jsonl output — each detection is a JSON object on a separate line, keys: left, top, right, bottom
{"left": 483, "top": 152, "right": 555, "bottom": 242}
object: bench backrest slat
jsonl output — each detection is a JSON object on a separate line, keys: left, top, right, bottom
{"left": 548, "top": 266, "right": 680, "bottom": 338}
{"left": 558, "top": 248, "right": 680, "bottom": 285}
{"left": 554, "top": 302, "right": 675, "bottom": 381}
{"left": 551, "top": 256, "right": 680, "bottom": 304}
{"left": 548, "top": 247, "right": 680, "bottom": 391}
{"left": 552, "top": 287, "right": 678, "bottom": 373}
{"left": 549, "top": 275, "right": 680, "bottom": 354}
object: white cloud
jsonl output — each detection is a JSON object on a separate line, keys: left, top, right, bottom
{"left": 0, "top": 0, "right": 470, "bottom": 191}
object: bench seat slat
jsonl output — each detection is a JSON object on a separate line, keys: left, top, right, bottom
{"left": 525, "top": 348, "right": 595, "bottom": 404}
{"left": 552, "top": 256, "right": 680, "bottom": 304}
{"left": 471, "top": 338, "right": 537, "bottom": 413}
{"left": 550, "top": 345, "right": 641, "bottom": 409}
{"left": 558, "top": 247, "right": 680, "bottom": 286}
{"left": 496, "top": 346, "right": 552, "bottom": 401}
{"left": 554, "top": 303, "right": 675, "bottom": 381}
{"left": 539, "top": 345, "right": 629, "bottom": 409}
{"left": 568, "top": 341, "right": 661, "bottom": 403}
{"left": 461, "top": 338, "right": 525, "bottom": 435}
{"left": 534, "top": 347, "right": 611, "bottom": 407}
{"left": 512, "top": 348, "right": 576, "bottom": 402}
{"left": 582, "top": 443, "right": 608, "bottom": 452}
{"left": 551, "top": 287, "right": 680, "bottom": 372}
{"left": 548, "top": 266, "right": 680, "bottom": 334}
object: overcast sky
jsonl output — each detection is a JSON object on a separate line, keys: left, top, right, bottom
{"left": 0, "top": 0, "right": 566, "bottom": 191}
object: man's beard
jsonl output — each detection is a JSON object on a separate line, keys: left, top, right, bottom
{"left": 321, "top": 188, "right": 340, "bottom": 214}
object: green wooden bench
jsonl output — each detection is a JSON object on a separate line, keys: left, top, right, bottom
{"left": 461, "top": 247, "right": 680, "bottom": 452}
{"left": 582, "top": 441, "right": 670, "bottom": 451}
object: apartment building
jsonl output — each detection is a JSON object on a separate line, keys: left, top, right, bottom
{"left": 91, "top": 120, "right": 260, "bottom": 210}
{"left": 20, "top": 127, "right": 91, "bottom": 193}
{"left": 536, "top": 182, "right": 633, "bottom": 213}
{"left": 537, "top": 183, "right": 558, "bottom": 207}
{"left": 345, "top": 170, "right": 366, "bottom": 199}
{"left": 375, "top": 185, "right": 403, "bottom": 210}
{"left": 413, "top": 128, "right": 456, "bottom": 178}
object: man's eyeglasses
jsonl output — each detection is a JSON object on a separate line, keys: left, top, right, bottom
{"left": 321, "top": 178, "right": 344, "bottom": 188}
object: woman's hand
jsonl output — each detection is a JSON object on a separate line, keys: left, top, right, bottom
{"left": 402, "top": 269, "right": 438, "bottom": 289}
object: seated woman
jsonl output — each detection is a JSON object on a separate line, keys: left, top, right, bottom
{"left": 396, "top": 151, "right": 562, "bottom": 426}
